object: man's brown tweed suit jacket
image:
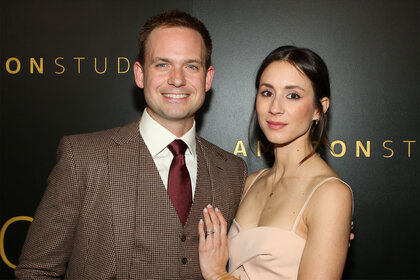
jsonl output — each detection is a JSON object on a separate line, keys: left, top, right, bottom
{"left": 15, "top": 118, "right": 247, "bottom": 279}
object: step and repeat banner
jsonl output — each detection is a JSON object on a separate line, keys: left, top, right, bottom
{"left": 1, "top": 0, "right": 418, "bottom": 279}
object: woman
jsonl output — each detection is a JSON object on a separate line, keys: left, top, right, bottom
{"left": 198, "top": 46, "right": 353, "bottom": 280}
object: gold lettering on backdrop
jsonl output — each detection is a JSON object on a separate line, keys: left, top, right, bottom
{"left": 54, "top": 57, "right": 65, "bottom": 74}
{"left": 94, "top": 57, "right": 107, "bottom": 74}
{"left": 5, "top": 57, "right": 133, "bottom": 74}
{"left": 118, "top": 57, "right": 130, "bottom": 73}
{"left": 233, "top": 140, "right": 247, "bottom": 156}
{"left": 330, "top": 140, "right": 346, "bottom": 157}
{"left": 403, "top": 140, "right": 416, "bottom": 157}
{"left": 29, "top": 57, "right": 43, "bottom": 74}
{"left": 233, "top": 139, "right": 416, "bottom": 158}
{"left": 356, "top": 140, "right": 370, "bottom": 157}
{"left": 383, "top": 140, "right": 394, "bottom": 158}
{"left": 5, "top": 57, "right": 21, "bottom": 74}
{"left": 0, "top": 216, "right": 33, "bottom": 269}
{"left": 73, "top": 57, "right": 86, "bottom": 74}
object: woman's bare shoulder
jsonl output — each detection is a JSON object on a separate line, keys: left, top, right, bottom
{"left": 306, "top": 177, "right": 353, "bottom": 222}
{"left": 242, "top": 168, "right": 269, "bottom": 196}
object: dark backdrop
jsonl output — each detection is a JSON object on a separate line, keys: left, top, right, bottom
{"left": 1, "top": 0, "right": 419, "bottom": 279}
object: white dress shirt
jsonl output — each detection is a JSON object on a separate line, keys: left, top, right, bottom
{"left": 139, "top": 109, "right": 198, "bottom": 199}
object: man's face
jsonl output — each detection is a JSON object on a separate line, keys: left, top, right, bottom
{"left": 134, "top": 27, "right": 214, "bottom": 134}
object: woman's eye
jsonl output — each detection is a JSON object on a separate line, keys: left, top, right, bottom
{"left": 286, "top": 92, "right": 300, "bottom": 99}
{"left": 260, "top": 90, "right": 273, "bottom": 97}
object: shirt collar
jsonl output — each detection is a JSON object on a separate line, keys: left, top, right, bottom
{"left": 139, "top": 108, "right": 196, "bottom": 157}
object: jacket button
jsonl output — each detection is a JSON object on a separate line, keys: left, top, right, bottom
{"left": 181, "top": 235, "right": 187, "bottom": 242}
{"left": 181, "top": 257, "right": 188, "bottom": 264}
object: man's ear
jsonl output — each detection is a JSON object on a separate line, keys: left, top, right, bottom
{"left": 205, "top": 66, "right": 215, "bottom": 92}
{"left": 134, "top": 61, "right": 145, "bottom": 88}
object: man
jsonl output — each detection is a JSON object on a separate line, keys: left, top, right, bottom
{"left": 15, "top": 10, "right": 247, "bottom": 279}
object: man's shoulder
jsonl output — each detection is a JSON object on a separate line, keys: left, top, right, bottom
{"left": 65, "top": 119, "right": 139, "bottom": 144}
{"left": 197, "top": 136, "right": 244, "bottom": 164}
{"left": 197, "top": 136, "right": 248, "bottom": 188}
{"left": 59, "top": 119, "right": 140, "bottom": 154}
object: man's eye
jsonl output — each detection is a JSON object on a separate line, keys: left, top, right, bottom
{"left": 156, "top": 63, "right": 167, "bottom": 68}
{"left": 187, "top": 64, "right": 198, "bottom": 70}
{"left": 286, "top": 93, "right": 300, "bottom": 99}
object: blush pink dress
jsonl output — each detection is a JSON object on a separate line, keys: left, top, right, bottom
{"left": 228, "top": 169, "right": 351, "bottom": 280}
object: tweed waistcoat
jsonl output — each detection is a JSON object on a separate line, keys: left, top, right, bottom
{"left": 130, "top": 137, "right": 213, "bottom": 279}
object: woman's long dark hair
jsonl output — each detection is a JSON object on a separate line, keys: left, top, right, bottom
{"left": 249, "top": 46, "right": 331, "bottom": 164}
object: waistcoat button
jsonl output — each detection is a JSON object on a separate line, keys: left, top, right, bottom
{"left": 181, "top": 257, "right": 188, "bottom": 264}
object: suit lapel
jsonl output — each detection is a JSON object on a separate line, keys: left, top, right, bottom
{"left": 108, "top": 120, "right": 140, "bottom": 279}
{"left": 184, "top": 137, "right": 234, "bottom": 231}
{"left": 201, "top": 137, "right": 234, "bottom": 219}
{"left": 184, "top": 138, "right": 212, "bottom": 231}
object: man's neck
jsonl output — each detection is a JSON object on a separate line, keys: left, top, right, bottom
{"left": 146, "top": 108, "right": 194, "bottom": 137}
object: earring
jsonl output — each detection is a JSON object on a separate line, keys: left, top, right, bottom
{"left": 315, "top": 119, "right": 319, "bottom": 125}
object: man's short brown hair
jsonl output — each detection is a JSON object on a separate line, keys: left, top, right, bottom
{"left": 138, "top": 10, "right": 213, "bottom": 69}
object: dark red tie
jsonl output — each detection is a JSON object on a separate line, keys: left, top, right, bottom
{"left": 167, "top": 140, "right": 192, "bottom": 226}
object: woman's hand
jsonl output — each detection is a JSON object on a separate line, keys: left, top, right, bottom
{"left": 198, "top": 205, "right": 230, "bottom": 280}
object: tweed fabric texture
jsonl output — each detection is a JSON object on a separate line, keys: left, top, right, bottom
{"left": 15, "top": 118, "right": 247, "bottom": 280}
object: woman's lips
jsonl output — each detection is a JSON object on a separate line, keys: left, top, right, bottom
{"left": 267, "top": 120, "right": 287, "bottom": 129}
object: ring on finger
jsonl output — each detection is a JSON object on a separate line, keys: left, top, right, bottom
{"left": 206, "top": 229, "right": 216, "bottom": 234}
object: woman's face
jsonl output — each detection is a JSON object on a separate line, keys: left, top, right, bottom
{"left": 256, "top": 61, "right": 320, "bottom": 146}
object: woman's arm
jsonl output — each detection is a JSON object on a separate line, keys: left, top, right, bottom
{"left": 297, "top": 180, "right": 353, "bottom": 280}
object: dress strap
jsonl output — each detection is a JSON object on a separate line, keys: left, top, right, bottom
{"left": 239, "top": 168, "right": 269, "bottom": 205}
{"left": 291, "top": 177, "right": 352, "bottom": 233}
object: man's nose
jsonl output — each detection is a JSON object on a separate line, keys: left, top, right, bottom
{"left": 168, "top": 67, "right": 186, "bottom": 87}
